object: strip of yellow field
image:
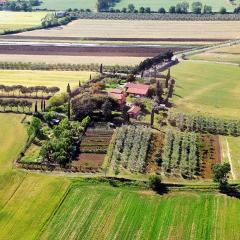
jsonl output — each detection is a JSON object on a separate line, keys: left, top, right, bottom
{"left": 0, "top": 70, "right": 95, "bottom": 91}
{"left": 0, "top": 54, "right": 143, "bottom": 65}
{"left": 16, "top": 20, "right": 240, "bottom": 40}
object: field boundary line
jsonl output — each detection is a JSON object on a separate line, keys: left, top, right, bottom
{"left": 34, "top": 182, "right": 72, "bottom": 240}
{"left": 225, "top": 137, "right": 236, "bottom": 180}
{"left": 0, "top": 172, "right": 28, "bottom": 210}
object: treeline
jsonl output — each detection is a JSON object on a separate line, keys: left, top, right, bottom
{"left": 168, "top": 112, "right": 240, "bottom": 136}
{"left": 0, "top": 99, "right": 32, "bottom": 112}
{"left": 41, "top": 11, "right": 79, "bottom": 28}
{"left": 0, "top": 85, "right": 60, "bottom": 98}
{"left": 77, "top": 12, "right": 240, "bottom": 21}
{"left": 133, "top": 51, "right": 173, "bottom": 74}
{"left": 108, "top": 125, "right": 152, "bottom": 173}
{"left": 96, "top": 0, "right": 119, "bottom": 12}
{"left": 0, "top": 0, "right": 40, "bottom": 11}
{"left": 105, "top": 1, "right": 239, "bottom": 14}
{"left": 0, "top": 62, "right": 134, "bottom": 73}
{"left": 161, "top": 129, "right": 200, "bottom": 178}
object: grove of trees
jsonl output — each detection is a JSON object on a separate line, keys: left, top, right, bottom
{"left": 0, "top": 84, "right": 60, "bottom": 98}
{"left": 0, "top": 99, "right": 32, "bottom": 112}
{"left": 168, "top": 112, "right": 240, "bottom": 136}
{"left": 161, "top": 129, "right": 200, "bottom": 178}
{"left": 108, "top": 125, "right": 152, "bottom": 173}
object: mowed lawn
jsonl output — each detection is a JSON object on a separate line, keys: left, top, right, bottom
{"left": 0, "top": 11, "right": 47, "bottom": 34}
{"left": 39, "top": 0, "right": 96, "bottom": 10}
{"left": 171, "top": 61, "right": 240, "bottom": 119}
{"left": 114, "top": 0, "right": 237, "bottom": 11}
{"left": 190, "top": 44, "right": 240, "bottom": 64}
{"left": 0, "top": 113, "right": 70, "bottom": 240}
{"left": 40, "top": 183, "right": 240, "bottom": 240}
{"left": 0, "top": 70, "right": 95, "bottom": 91}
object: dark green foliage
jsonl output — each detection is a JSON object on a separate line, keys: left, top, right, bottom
{"left": 149, "top": 175, "right": 162, "bottom": 191}
{"left": 27, "top": 117, "right": 42, "bottom": 137}
{"left": 40, "top": 118, "right": 86, "bottom": 166}
{"left": 133, "top": 51, "right": 173, "bottom": 74}
{"left": 212, "top": 163, "right": 231, "bottom": 187}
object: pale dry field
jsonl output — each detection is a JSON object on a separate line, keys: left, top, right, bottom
{"left": 16, "top": 20, "right": 240, "bottom": 40}
{"left": 0, "top": 54, "right": 143, "bottom": 65}
{"left": 190, "top": 44, "right": 240, "bottom": 63}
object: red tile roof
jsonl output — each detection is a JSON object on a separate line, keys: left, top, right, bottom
{"left": 109, "top": 93, "right": 125, "bottom": 101}
{"left": 127, "top": 105, "right": 141, "bottom": 114}
{"left": 110, "top": 88, "right": 123, "bottom": 94}
{"left": 126, "top": 83, "right": 149, "bottom": 96}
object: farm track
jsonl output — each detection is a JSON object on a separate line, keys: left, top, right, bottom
{"left": 0, "top": 43, "right": 188, "bottom": 57}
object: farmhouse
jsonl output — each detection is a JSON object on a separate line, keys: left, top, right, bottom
{"left": 127, "top": 105, "right": 141, "bottom": 119}
{"left": 125, "top": 83, "right": 149, "bottom": 97}
{"left": 109, "top": 88, "right": 125, "bottom": 105}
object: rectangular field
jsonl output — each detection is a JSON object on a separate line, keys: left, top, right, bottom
{"left": 189, "top": 44, "right": 240, "bottom": 64}
{"left": 220, "top": 136, "right": 240, "bottom": 180}
{"left": 0, "top": 11, "right": 47, "bottom": 34}
{"left": 114, "top": 0, "right": 237, "bottom": 12}
{"left": 38, "top": 0, "right": 96, "bottom": 10}
{"left": 15, "top": 19, "right": 240, "bottom": 40}
{"left": 0, "top": 54, "right": 144, "bottom": 65}
{"left": 171, "top": 61, "right": 240, "bottom": 119}
{"left": 0, "top": 70, "right": 95, "bottom": 91}
{"left": 40, "top": 183, "right": 240, "bottom": 240}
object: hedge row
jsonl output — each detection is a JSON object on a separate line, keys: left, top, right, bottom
{"left": 0, "top": 62, "right": 134, "bottom": 73}
{"left": 77, "top": 12, "right": 240, "bottom": 21}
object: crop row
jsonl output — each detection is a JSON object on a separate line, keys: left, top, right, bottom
{"left": 109, "top": 125, "right": 152, "bottom": 173}
{"left": 161, "top": 129, "right": 200, "bottom": 178}
{"left": 168, "top": 112, "right": 240, "bottom": 136}
{"left": 0, "top": 61, "right": 134, "bottom": 73}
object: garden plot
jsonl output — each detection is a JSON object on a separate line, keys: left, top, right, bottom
{"left": 73, "top": 126, "right": 113, "bottom": 172}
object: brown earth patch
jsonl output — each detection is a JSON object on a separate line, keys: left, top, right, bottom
{"left": 0, "top": 44, "right": 187, "bottom": 57}
{"left": 200, "top": 135, "right": 221, "bottom": 179}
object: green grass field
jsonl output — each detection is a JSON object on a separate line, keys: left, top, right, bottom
{"left": 0, "top": 70, "right": 95, "bottom": 91}
{"left": 0, "top": 113, "right": 240, "bottom": 239}
{"left": 38, "top": 0, "right": 96, "bottom": 10}
{"left": 40, "top": 183, "right": 240, "bottom": 240}
{"left": 0, "top": 11, "right": 47, "bottom": 34}
{"left": 171, "top": 61, "right": 240, "bottom": 120}
{"left": 114, "top": 0, "right": 237, "bottom": 11}
{"left": 221, "top": 136, "right": 240, "bottom": 180}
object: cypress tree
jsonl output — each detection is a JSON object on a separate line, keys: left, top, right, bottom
{"left": 67, "top": 83, "right": 71, "bottom": 96}
{"left": 35, "top": 101, "right": 38, "bottom": 112}
{"left": 156, "top": 80, "right": 164, "bottom": 103}
{"left": 100, "top": 64, "right": 103, "bottom": 74}
{"left": 40, "top": 99, "right": 43, "bottom": 111}
{"left": 43, "top": 100, "right": 46, "bottom": 112}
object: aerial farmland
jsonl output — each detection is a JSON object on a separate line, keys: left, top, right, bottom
{"left": 0, "top": 1, "right": 240, "bottom": 239}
